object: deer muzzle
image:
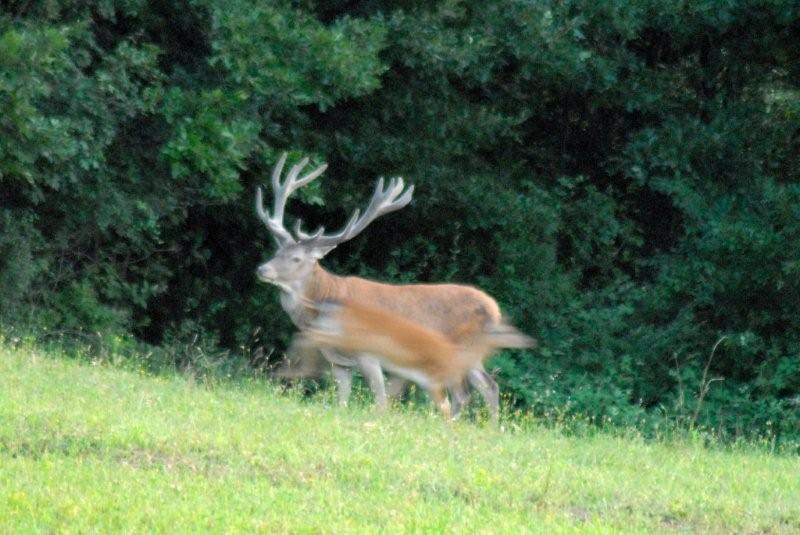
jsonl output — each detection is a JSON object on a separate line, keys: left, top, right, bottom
{"left": 256, "top": 263, "right": 277, "bottom": 282}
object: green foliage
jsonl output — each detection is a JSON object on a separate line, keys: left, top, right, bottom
{"left": 208, "top": 1, "right": 386, "bottom": 109}
{"left": 1, "top": 0, "right": 799, "bottom": 439}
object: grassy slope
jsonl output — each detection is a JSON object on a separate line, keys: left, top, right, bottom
{"left": 1, "top": 345, "right": 798, "bottom": 534}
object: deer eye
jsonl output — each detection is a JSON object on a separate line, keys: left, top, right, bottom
{"left": 292, "top": 256, "right": 302, "bottom": 263}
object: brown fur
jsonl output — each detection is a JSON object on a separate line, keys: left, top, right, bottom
{"left": 307, "top": 265, "right": 504, "bottom": 341}
{"left": 293, "top": 297, "right": 534, "bottom": 418}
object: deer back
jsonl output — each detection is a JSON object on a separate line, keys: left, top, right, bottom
{"left": 307, "top": 267, "right": 503, "bottom": 339}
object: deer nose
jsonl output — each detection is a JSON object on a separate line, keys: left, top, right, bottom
{"left": 256, "top": 264, "right": 275, "bottom": 281}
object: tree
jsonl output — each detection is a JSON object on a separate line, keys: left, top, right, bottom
{"left": 1, "top": 0, "right": 798, "bottom": 438}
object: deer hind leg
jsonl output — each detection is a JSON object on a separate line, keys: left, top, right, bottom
{"left": 448, "top": 379, "right": 471, "bottom": 421}
{"left": 468, "top": 367, "right": 500, "bottom": 422}
{"left": 356, "top": 353, "right": 388, "bottom": 411}
{"left": 428, "top": 384, "right": 452, "bottom": 420}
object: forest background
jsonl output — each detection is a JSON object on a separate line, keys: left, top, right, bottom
{"left": 2, "top": 0, "right": 799, "bottom": 440}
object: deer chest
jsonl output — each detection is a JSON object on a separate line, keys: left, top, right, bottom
{"left": 280, "top": 291, "right": 312, "bottom": 327}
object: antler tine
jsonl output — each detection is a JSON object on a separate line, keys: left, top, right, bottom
{"left": 305, "top": 175, "right": 414, "bottom": 249}
{"left": 257, "top": 152, "right": 328, "bottom": 246}
{"left": 273, "top": 158, "right": 329, "bottom": 223}
{"left": 294, "top": 161, "right": 328, "bottom": 189}
{"left": 272, "top": 157, "right": 308, "bottom": 223}
{"left": 270, "top": 152, "right": 288, "bottom": 191}
{"left": 293, "top": 219, "right": 325, "bottom": 241}
{"left": 336, "top": 209, "right": 362, "bottom": 237}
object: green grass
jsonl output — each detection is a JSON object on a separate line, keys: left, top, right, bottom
{"left": 1, "top": 343, "right": 798, "bottom": 533}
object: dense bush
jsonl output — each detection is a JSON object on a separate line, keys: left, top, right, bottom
{"left": 1, "top": 0, "right": 798, "bottom": 439}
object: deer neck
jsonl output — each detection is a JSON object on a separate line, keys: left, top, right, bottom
{"left": 304, "top": 263, "right": 342, "bottom": 300}
{"left": 279, "top": 263, "right": 340, "bottom": 326}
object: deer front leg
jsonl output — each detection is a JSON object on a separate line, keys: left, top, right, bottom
{"left": 385, "top": 376, "right": 409, "bottom": 400}
{"left": 277, "top": 340, "right": 328, "bottom": 379}
{"left": 329, "top": 364, "right": 354, "bottom": 407}
{"left": 356, "top": 354, "right": 387, "bottom": 411}
{"left": 319, "top": 348, "right": 358, "bottom": 406}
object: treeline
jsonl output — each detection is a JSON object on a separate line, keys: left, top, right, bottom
{"left": 1, "top": 0, "right": 799, "bottom": 439}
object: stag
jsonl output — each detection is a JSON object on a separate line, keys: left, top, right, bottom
{"left": 255, "top": 153, "right": 533, "bottom": 419}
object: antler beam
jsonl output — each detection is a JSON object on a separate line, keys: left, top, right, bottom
{"left": 299, "top": 176, "right": 414, "bottom": 249}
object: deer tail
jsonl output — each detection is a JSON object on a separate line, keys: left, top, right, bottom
{"left": 482, "top": 322, "right": 537, "bottom": 349}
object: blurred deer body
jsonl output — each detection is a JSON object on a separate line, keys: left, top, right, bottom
{"left": 293, "top": 298, "right": 535, "bottom": 419}
{"left": 294, "top": 298, "right": 473, "bottom": 418}
{"left": 255, "top": 153, "right": 534, "bottom": 419}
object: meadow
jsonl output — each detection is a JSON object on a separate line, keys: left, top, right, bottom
{"left": 1, "top": 342, "right": 798, "bottom": 534}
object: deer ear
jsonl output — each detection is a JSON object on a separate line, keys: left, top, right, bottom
{"left": 311, "top": 245, "right": 336, "bottom": 259}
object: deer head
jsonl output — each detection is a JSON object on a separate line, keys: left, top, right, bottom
{"left": 255, "top": 153, "right": 414, "bottom": 294}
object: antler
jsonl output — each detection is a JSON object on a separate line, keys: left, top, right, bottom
{"left": 256, "top": 152, "right": 328, "bottom": 245}
{"left": 299, "top": 176, "right": 414, "bottom": 250}
{"left": 257, "top": 153, "right": 413, "bottom": 249}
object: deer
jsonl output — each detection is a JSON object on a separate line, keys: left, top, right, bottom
{"left": 290, "top": 297, "right": 535, "bottom": 419}
{"left": 255, "top": 152, "right": 535, "bottom": 420}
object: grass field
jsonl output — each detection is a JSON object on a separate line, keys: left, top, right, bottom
{"left": 1, "top": 343, "right": 799, "bottom": 533}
